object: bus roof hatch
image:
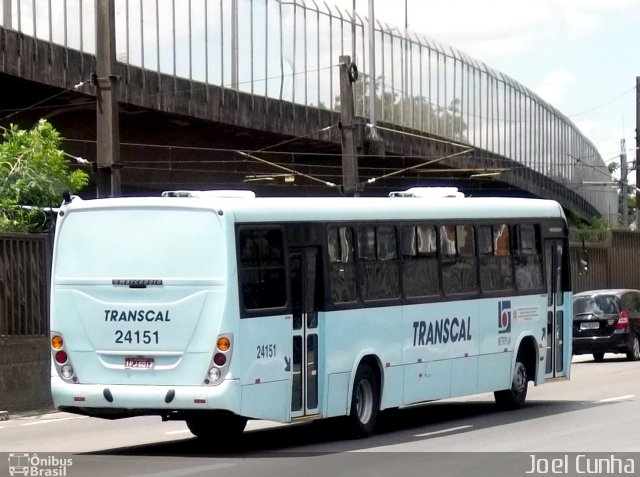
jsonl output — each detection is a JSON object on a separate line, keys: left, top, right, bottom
{"left": 161, "top": 190, "right": 256, "bottom": 199}
{"left": 389, "top": 187, "right": 464, "bottom": 198}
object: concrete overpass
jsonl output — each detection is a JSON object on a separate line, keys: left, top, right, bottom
{"left": 0, "top": 0, "right": 617, "bottom": 220}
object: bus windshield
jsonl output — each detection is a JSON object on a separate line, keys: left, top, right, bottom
{"left": 54, "top": 207, "right": 225, "bottom": 279}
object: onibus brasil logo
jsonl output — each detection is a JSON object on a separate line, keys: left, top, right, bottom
{"left": 8, "top": 453, "right": 73, "bottom": 476}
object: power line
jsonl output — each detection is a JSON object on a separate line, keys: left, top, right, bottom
{"left": 1, "top": 80, "right": 91, "bottom": 121}
{"left": 568, "top": 81, "right": 639, "bottom": 118}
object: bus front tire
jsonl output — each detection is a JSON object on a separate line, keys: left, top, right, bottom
{"left": 186, "top": 411, "right": 247, "bottom": 440}
{"left": 494, "top": 360, "right": 528, "bottom": 410}
{"left": 347, "top": 364, "right": 380, "bottom": 438}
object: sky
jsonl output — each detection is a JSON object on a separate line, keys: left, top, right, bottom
{"left": 334, "top": 0, "right": 640, "bottom": 178}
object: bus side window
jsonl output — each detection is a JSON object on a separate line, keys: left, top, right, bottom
{"left": 441, "top": 224, "right": 478, "bottom": 295}
{"left": 356, "top": 225, "right": 400, "bottom": 302}
{"left": 239, "top": 228, "right": 287, "bottom": 313}
{"left": 478, "top": 224, "right": 513, "bottom": 292}
{"left": 400, "top": 225, "right": 439, "bottom": 298}
{"left": 514, "top": 223, "right": 543, "bottom": 291}
{"left": 328, "top": 226, "right": 358, "bottom": 304}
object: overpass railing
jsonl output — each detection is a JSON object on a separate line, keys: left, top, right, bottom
{"left": 0, "top": 0, "right": 617, "bottom": 218}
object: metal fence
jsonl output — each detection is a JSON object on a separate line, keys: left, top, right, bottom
{"left": 0, "top": 0, "right": 617, "bottom": 219}
{"left": 571, "top": 229, "right": 640, "bottom": 293}
{"left": 0, "top": 233, "right": 51, "bottom": 337}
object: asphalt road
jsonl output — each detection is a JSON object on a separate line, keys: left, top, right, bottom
{"left": 2, "top": 354, "right": 639, "bottom": 477}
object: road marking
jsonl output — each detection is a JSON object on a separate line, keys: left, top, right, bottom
{"left": 164, "top": 429, "right": 191, "bottom": 435}
{"left": 597, "top": 394, "right": 636, "bottom": 403}
{"left": 20, "top": 416, "right": 87, "bottom": 426}
{"left": 128, "top": 463, "right": 235, "bottom": 477}
{"left": 414, "top": 425, "right": 473, "bottom": 437}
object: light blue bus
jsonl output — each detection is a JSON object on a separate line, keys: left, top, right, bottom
{"left": 50, "top": 189, "right": 571, "bottom": 439}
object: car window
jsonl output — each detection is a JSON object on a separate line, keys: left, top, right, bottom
{"left": 574, "top": 295, "right": 618, "bottom": 315}
{"left": 624, "top": 292, "right": 640, "bottom": 315}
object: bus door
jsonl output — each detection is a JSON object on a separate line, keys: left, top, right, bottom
{"left": 289, "top": 248, "right": 320, "bottom": 418}
{"left": 544, "top": 239, "right": 568, "bottom": 378}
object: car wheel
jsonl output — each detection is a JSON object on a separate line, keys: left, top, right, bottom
{"left": 592, "top": 352, "right": 605, "bottom": 362}
{"left": 347, "top": 363, "right": 380, "bottom": 438}
{"left": 495, "top": 360, "right": 528, "bottom": 410}
{"left": 626, "top": 335, "right": 640, "bottom": 361}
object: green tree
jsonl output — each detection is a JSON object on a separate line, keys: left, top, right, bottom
{"left": 0, "top": 119, "right": 89, "bottom": 232}
{"left": 335, "top": 72, "right": 468, "bottom": 142}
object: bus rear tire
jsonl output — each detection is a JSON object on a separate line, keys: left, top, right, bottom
{"left": 494, "top": 360, "right": 528, "bottom": 410}
{"left": 347, "top": 363, "right": 380, "bottom": 438}
{"left": 186, "top": 411, "right": 247, "bottom": 440}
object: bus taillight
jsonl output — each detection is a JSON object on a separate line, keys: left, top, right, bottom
{"left": 55, "top": 350, "right": 68, "bottom": 364}
{"left": 51, "top": 335, "right": 64, "bottom": 350}
{"left": 204, "top": 334, "right": 233, "bottom": 385}
{"left": 208, "top": 368, "right": 221, "bottom": 382}
{"left": 213, "top": 353, "right": 226, "bottom": 366}
{"left": 51, "top": 331, "right": 77, "bottom": 382}
{"left": 60, "top": 365, "right": 74, "bottom": 379}
{"left": 217, "top": 337, "right": 231, "bottom": 352}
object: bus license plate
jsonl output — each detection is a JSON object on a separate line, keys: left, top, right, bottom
{"left": 125, "top": 357, "right": 155, "bottom": 369}
{"left": 580, "top": 322, "right": 599, "bottom": 330}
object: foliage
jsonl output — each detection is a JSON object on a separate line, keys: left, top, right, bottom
{"left": 573, "top": 216, "right": 610, "bottom": 231}
{"left": 335, "top": 72, "right": 468, "bottom": 142}
{"left": 0, "top": 120, "right": 89, "bottom": 232}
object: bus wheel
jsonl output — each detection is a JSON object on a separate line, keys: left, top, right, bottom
{"left": 592, "top": 352, "right": 605, "bottom": 362}
{"left": 494, "top": 360, "right": 528, "bottom": 410}
{"left": 186, "top": 411, "right": 247, "bottom": 440}
{"left": 347, "top": 363, "right": 380, "bottom": 438}
{"left": 626, "top": 335, "right": 640, "bottom": 361}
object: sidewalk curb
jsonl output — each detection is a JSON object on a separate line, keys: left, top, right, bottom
{"left": 0, "top": 411, "right": 9, "bottom": 421}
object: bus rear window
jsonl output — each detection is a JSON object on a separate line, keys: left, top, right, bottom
{"left": 55, "top": 208, "right": 224, "bottom": 279}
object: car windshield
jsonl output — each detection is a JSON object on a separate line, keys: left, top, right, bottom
{"left": 573, "top": 295, "right": 618, "bottom": 315}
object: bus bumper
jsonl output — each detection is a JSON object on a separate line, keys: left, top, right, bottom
{"left": 51, "top": 376, "right": 242, "bottom": 416}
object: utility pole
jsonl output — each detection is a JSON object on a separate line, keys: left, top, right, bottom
{"left": 95, "top": 0, "right": 121, "bottom": 197}
{"left": 339, "top": 55, "right": 359, "bottom": 196}
{"left": 620, "top": 138, "right": 628, "bottom": 226}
